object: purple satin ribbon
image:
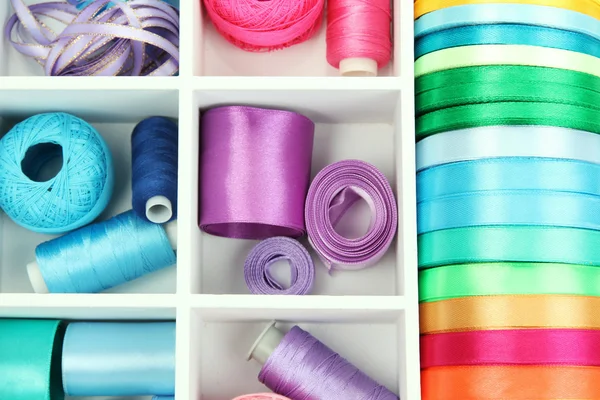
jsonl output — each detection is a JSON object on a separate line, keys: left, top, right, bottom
{"left": 305, "top": 160, "right": 397, "bottom": 271}
{"left": 199, "top": 106, "right": 315, "bottom": 240}
{"left": 6, "top": 0, "right": 179, "bottom": 76}
{"left": 244, "top": 237, "right": 315, "bottom": 295}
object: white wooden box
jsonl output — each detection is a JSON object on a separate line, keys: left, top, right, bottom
{"left": 0, "top": 0, "right": 419, "bottom": 399}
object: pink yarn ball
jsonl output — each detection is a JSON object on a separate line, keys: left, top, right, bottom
{"left": 203, "top": 0, "right": 325, "bottom": 51}
{"left": 232, "top": 394, "right": 291, "bottom": 400}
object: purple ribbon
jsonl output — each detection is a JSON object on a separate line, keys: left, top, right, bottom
{"left": 244, "top": 237, "right": 315, "bottom": 295}
{"left": 199, "top": 106, "right": 315, "bottom": 240}
{"left": 6, "top": 0, "right": 179, "bottom": 76}
{"left": 305, "top": 160, "right": 398, "bottom": 271}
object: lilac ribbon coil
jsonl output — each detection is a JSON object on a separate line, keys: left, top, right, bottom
{"left": 305, "top": 160, "right": 397, "bottom": 270}
{"left": 200, "top": 106, "right": 315, "bottom": 240}
{"left": 6, "top": 0, "right": 179, "bottom": 76}
{"left": 244, "top": 237, "right": 315, "bottom": 295}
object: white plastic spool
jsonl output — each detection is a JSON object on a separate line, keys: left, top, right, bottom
{"left": 146, "top": 195, "right": 173, "bottom": 224}
{"left": 339, "top": 58, "right": 378, "bottom": 77}
{"left": 26, "top": 220, "right": 178, "bottom": 294}
{"left": 247, "top": 321, "right": 285, "bottom": 365}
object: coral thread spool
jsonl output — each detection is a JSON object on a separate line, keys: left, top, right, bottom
{"left": 326, "top": 0, "right": 393, "bottom": 77}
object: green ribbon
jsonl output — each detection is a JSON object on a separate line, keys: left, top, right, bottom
{"left": 0, "top": 319, "right": 64, "bottom": 400}
{"left": 418, "top": 226, "right": 600, "bottom": 269}
{"left": 416, "top": 66, "right": 600, "bottom": 116}
{"left": 419, "top": 262, "right": 600, "bottom": 302}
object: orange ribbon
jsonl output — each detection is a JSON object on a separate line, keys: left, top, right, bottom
{"left": 420, "top": 294, "right": 600, "bottom": 334}
{"left": 422, "top": 365, "right": 600, "bottom": 399}
{"left": 414, "top": 0, "right": 600, "bottom": 20}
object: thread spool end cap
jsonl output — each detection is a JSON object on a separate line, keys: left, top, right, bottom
{"left": 164, "top": 220, "right": 178, "bottom": 251}
{"left": 339, "top": 58, "right": 378, "bottom": 77}
{"left": 247, "top": 321, "right": 284, "bottom": 365}
{"left": 146, "top": 195, "right": 173, "bottom": 224}
{"left": 27, "top": 261, "right": 49, "bottom": 294}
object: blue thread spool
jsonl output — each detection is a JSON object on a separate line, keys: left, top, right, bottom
{"left": 153, "top": 397, "right": 175, "bottom": 400}
{"left": 132, "top": 116, "right": 178, "bottom": 224}
{"left": 0, "top": 112, "right": 114, "bottom": 234}
{"left": 62, "top": 322, "right": 175, "bottom": 396}
{"left": 26, "top": 210, "right": 177, "bottom": 293}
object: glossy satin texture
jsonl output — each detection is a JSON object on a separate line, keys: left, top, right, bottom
{"left": 420, "top": 295, "right": 600, "bottom": 334}
{"left": 259, "top": 326, "right": 398, "bottom": 400}
{"left": 200, "top": 106, "right": 314, "bottom": 239}
{"left": 0, "top": 319, "right": 64, "bottom": 400}
{"left": 419, "top": 262, "right": 600, "bottom": 302}
{"left": 421, "top": 329, "right": 600, "bottom": 367}
{"left": 421, "top": 365, "right": 600, "bottom": 399}
{"left": 62, "top": 322, "right": 175, "bottom": 396}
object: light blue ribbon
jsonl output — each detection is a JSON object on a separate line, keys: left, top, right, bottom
{"left": 415, "top": 23, "right": 600, "bottom": 59}
{"left": 70, "top": 0, "right": 179, "bottom": 10}
{"left": 417, "top": 158, "right": 600, "bottom": 202}
{"left": 62, "top": 322, "right": 175, "bottom": 396}
{"left": 418, "top": 189, "right": 600, "bottom": 234}
{"left": 414, "top": 4, "right": 600, "bottom": 41}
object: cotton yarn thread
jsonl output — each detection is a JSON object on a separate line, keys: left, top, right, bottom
{"left": 244, "top": 237, "right": 315, "bottom": 295}
{"left": 326, "top": 0, "right": 392, "bottom": 76}
{"left": 33, "top": 210, "right": 176, "bottom": 293}
{"left": 0, "top": 112, "right": 113, "bottom": 234}
{"left": 6, "top": 0, "right": 179, "bottom": 76}
{"left": 203, "top": 0, "right": 325, "bottom": 51}
{"left": 258, "top": 326, "right": 398, "bottom": 400}
{"left": 305, "top": 160, "right": 397, "bottom": 271}
{"left": 132, "top": 117, "right": 178, "bottom": 223}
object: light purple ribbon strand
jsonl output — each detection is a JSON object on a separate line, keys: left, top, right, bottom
{"left": 244, "top": 237, "right": 315, "bottom": 295}
{"left": 305, "top": 160, "right": 398, "bottom": 271}
{"left": 199, "top": 106, "right": 315, "bottom": 240}
{"left": 259, "top": 326, "right": 399, "bottom": 400}
{"left": 6, "top": 0, "right": 179, "bottom": 76}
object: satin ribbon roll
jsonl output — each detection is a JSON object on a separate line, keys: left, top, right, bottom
{"left": 417, "top": 158, "right": 600, "bottom": 201}
{"left": 414, "top": 45, "right": 600, "bottom": 79}
{"left": 421, "top": 329, "right": 600, "bottom": 368}
{"left": 420, "top": 295, "right": 600, "bottom": 334}
{"left": 414, "top": 4, "right": 600, "bottom": 39}
{"left": 415, "top": 23, "right": 600, "bottom": 59}
{"left": 421, "top": 365, "right": 600, "bottom": 400}
{"left": 0, "top": 319, "right": 64, "bottom": 400}
{"left": 416, "top": 66, "right": 600, "bottom": 117}
{"left": 244, "top": 237, "right": 315, "bottom": 295}
{"left": 418, "top": 191, "right": 600, "bottom": 234}
{"left": 62, "top": 322, "right": 175, "bottom": 396}
{"left": 419, "top": 263, "right": 600, "bottom": 302}
{"left": 305, "top": 160, "right": 397, "bottom": 271}
{"left": 200, "top": 106, "right": 314, "bottom": 240}
{"left": 417, "top": 102, "right": 600, "bottom": 140}
{"left": 419, "top": 226, "right": 600, "bottom": 269}
{"left": 416, "top": 126, "right": 600, "bottom": 171}
{"left": 414, "top": 0, "right": 600, "bottom": 20}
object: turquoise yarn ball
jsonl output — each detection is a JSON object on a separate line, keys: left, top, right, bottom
{"left": 0, "top": 113, "right": 114, "bottom": 234}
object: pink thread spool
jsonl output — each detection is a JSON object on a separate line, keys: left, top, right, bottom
{"left": 326, "top": 0, "right": 392, "bottom": 77}
{"left": 233, "top": 394, "right": 291, "bottom": 400}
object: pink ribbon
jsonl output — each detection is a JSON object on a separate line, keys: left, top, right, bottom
{"left": 421, "top": 329, "right": 600, "bottom": 368}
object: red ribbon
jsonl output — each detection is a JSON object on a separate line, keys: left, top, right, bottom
{"left": 421, "top": 329, "right": 600, "bottom": 368}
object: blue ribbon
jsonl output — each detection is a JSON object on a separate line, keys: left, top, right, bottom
{"left": 415, "top": 4, "right": 600, "bottom": 41}
{"left": 417, "top": 158, "right": 600, "bottom": 202}
{"left": 415, "top": 23, "right": 600, "bottom": 59}
{"left": 418, "top": 190, "right": 600, "bottom": 234}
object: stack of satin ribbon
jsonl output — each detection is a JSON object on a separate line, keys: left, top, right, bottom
{"left": 415, "top": 1, "right": 600, "bottom": 399}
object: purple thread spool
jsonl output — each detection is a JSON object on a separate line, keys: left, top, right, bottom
{"left": 247, "top": 322, "right": 399, "bottom": 400}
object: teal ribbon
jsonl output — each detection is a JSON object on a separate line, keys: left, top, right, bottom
{"left": 0, "top": 319, "right": 64, "bottom": 400}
